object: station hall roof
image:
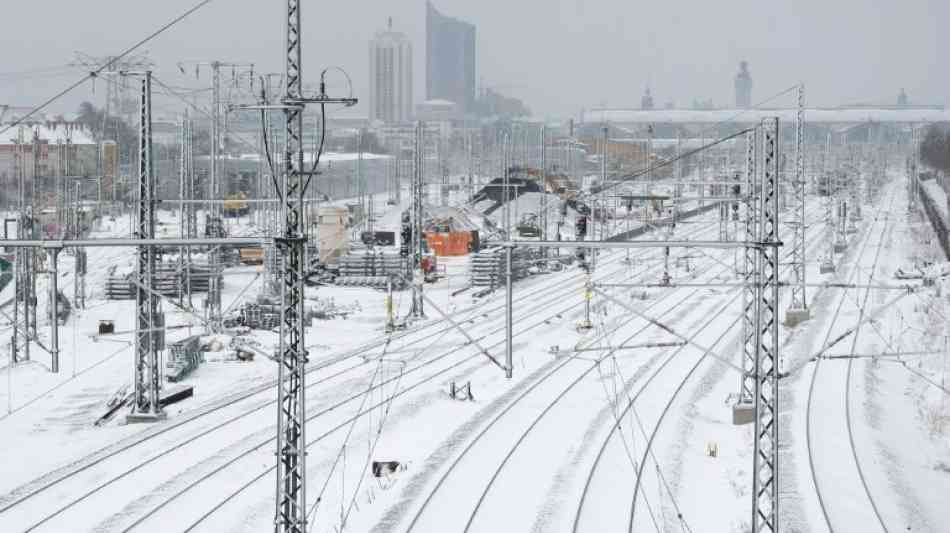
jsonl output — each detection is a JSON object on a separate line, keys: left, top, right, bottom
{"left": 585, "top": 107, "right": 950, "bottom": 125}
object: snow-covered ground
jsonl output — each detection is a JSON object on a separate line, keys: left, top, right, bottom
{"left": 2, "top": 165, "right": 949, "bottom": 532}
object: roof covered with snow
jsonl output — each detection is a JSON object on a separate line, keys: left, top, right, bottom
{"left": 585, "top": 107, "right": 950, "bottom": 124}
{"left": 235, "top": 151, "right": 392, "bottom": 164}
{"left": 0, "top": 122, "right": 95, "bottom": 145}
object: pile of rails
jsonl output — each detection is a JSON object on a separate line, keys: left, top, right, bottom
{"left": 470, "top": 246, "right": 533, "bottom": 288}
{"left": 237, "top": 296, "right": 362, "bottom": 330}
{"left": 104, "top": 263, "right": 215, "bottom": 300}
{"left": 334, "top": 251, "right": 406, "bottom": 289}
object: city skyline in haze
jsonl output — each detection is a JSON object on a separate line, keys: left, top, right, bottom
{"left": 0, "top": 0, "right": 946, "bottom": 120}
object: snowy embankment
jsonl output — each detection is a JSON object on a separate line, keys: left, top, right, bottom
{"left": 919, "top": 178, "right": 950, "bottom": 259}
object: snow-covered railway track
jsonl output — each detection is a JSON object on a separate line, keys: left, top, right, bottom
{"left": 804, "top": 188, "right": 895, "bottom": 533}
{"left": 3, "top": 216, "right": 719, "bottom": 532}
{"left": 399, "top": 251, "right": 736, "bottom": 533}
{"left": 0, "top": 227, "right": 648, "bottom": 521}
{"left": 575, "top": 201, "right": 829, "bottom": 532}
{"left": 138, "top": 221, "right": 726, "bottom": 532}
{"left": 390, "top": 201, "right": 825, "bottom": 533}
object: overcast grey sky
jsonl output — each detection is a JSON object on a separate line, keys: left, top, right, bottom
{"left": 1, "top": 0, "right": 947, "bottom": 119}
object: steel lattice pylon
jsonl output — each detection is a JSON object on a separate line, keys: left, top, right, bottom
{"left": 413, "top": 122, "right": 425, "bottom": 271}
{"left": 739, "top": 129, "right": 759, "bottom": 405}
{"left": 409, "top": 121, "right": 425, "bottom": 318}
{"left": 822, "top": 132, "right": 836, "bottom": 271}
{"left": 753, "top": 117, "right": 781, "bottom": 532}
{"left": 12, "top": 126, "right": 33, "bottom": 365}
{"left": 539, "top": 126, "right": 547, "bottom": 246}
{"left": 788, "top": 84, "right": 807, "bottom": 314}
{"left": 185, "top": 115, "right": 198, "bottom": 241}
{"left": 130, "top": 72, "right": 163, "bottom": 419}
{"left": 179, "top": 114, "right": 195, "bottom": 307}
{"left": 275, "top": 0, "right": 308, "bottom": 529}
{"left": 207, "top": 62, "right": 223, "bottom": 331}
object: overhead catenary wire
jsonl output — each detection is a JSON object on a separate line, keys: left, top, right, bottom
{"left": 593, "top": 128, "right": 753, "bottom": 199}
{"left": 606, "top": 354, "right": 694, "bottom": 533}
{"left": 586, "top": 83, "right": 800, "bottom": 202}
{"left": 151, "top": 75, "right": 259, "bottom": 152}
{"left": 303, "top": 66, "right": 356, "bottom": 197}
{"left": 339, "top": 363, "right": 406, "bottom": 530}
{"left": 306, "top": 350, "right": 385, "bottom": 529}
{"left": 0, "top": 0, "right": 216, "bottom": 137}
{"left": 592, "top": 360, "right": 662, "bottom": 531}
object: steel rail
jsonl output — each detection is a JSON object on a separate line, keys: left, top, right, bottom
{"left": 569, "top": 199, "right": 824, "bottom": 531}
{"left": 624, "top": 201, "right": 831, "bottom": 531}
{"left": 162, "top": 211, "right": 731, "bottom": 531}
{"left": 406, "top": 251, "right": 733, "bottom": 533}
{"left": 459, "top": 265, "right": 743, "bottom": 533}
{"left": 3, "top": 205, "right": 714, "bottom": 515}
{"left": 24, "top": 212, "right": 719, "bottom": 531}
{"left": 138, "top": 246, "right": 703, "bottom": 533}
{"left": 805, "top": 189, "right": 894, "bottom": 533}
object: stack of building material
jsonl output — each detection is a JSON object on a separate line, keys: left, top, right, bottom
{"left": 104, "top": 277, "right": 134, "bottom": 300}
{"left": 166, "top": 335, "right": 202, "bottom": 382}
{"left": 469, "top": 247, "right": 531, "bottom": 288}
{"left": 241, "top": 301, "right": 281, "bottom": 330}
{"left": 470, "top": 248, "right": 502, "bottom": 288}
{"left": 334, "top": 276, "right": 408, "bottom": 290}
{"left": 338, "top": 251, "right": 404, "bottom": 278}
{"left": 104, "top": 263, "right": 214, "bottom": 300}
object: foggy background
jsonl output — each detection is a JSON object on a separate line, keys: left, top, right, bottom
{"left": 0, "top": 0, "right": 946, "bottom": 118}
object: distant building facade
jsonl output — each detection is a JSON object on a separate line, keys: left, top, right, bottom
{"left": 0, "top": 121, "right": 97, "bottom": 209}
{"left": 641, "top": 87, "right": 654, "bottom": 110}
{"left": 426, "top": 1, "right": 476, "bottom": 115}
{"left": 0, "top": 121, "right": 95, "bottom": 180}
{"left": 735, "top": 61, "right": 752, "bottom": 108}
{"left": 369, "top": 18, "right": 414, "bottom": 124}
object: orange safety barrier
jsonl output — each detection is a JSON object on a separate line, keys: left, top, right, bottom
{"left": 424, "top": 231, "right": 472, "bottom": 256}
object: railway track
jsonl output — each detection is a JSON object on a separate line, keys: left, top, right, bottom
{"left": 373, "top": 201, "right": 828, "bottom": 533}
{"left": 401, "top": 247, "right": 736, "bottom": 533}
{"left": 804, "top": 184, "right": 896, "bottom": 532}
{"left": 573, "top": 201, "right": 829, "bottom": 532}
{"left": 132, "top": 219, "right": 727, "bottom": 533}
{"left": 0, "top": 229, "right": 640, "bottom": 513}
{"left": 1, "top": 212, "right": 721, "bottom": 532}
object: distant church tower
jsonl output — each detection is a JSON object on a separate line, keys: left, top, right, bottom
{"left": 641, "top": 87, "right": 654, "bottom": 110}
{"left": 897, "top": 88, "right": 909, "bottom": 106}
{"left": 735, "top": 61, "right": 752, "bottom": 109}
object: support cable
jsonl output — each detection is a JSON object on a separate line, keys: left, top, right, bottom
{"left": 338, "top": 364, "right": 406, "bottom": 530}
{"left": 0, "top": 0, "right": 216, "bottom": 137}
{"left": 592, "top": 361, "right": 661, "bottom": 532}
{"left": 308, "top": 353, "right": 384, "bottom": 527}
{"left": 608, "top": 355, "right": 694, "bottom": 533}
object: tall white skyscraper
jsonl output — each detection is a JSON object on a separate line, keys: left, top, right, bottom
{"left": 369, "top": 18, "right": 413, "bottom": 124}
